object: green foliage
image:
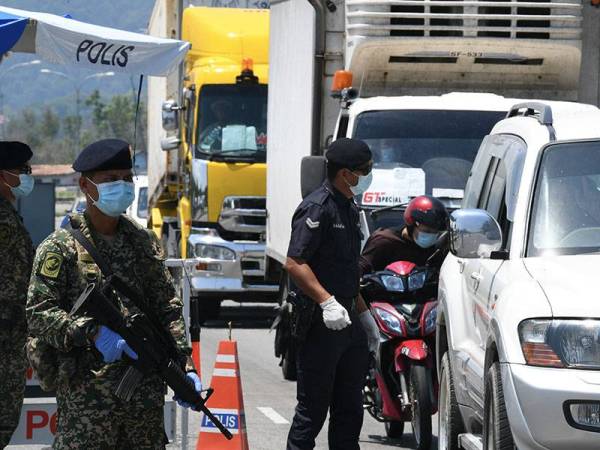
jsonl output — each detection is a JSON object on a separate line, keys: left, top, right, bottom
{"left": 4, "top": 92, "right": 146, "bottom": 164}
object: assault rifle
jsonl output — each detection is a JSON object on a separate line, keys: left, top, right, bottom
{"left": 70, "top": 282, "right": 233, "bottom": 440}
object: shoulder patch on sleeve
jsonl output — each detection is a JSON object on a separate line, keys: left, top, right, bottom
{"left": 40, "top": 252, "right": 63, "bottom": 278}
{"left": 306, "top": 218, "right": 320, "bottom": 229}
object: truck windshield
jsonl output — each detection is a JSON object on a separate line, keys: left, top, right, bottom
{"left": 195, "top": 84, "right": 268, "bottom": 162}
{"left": 528, "top": 141, "right": 600, "bottom": 257}
{"left": 353, "top": 109, "right": 505, "bottom": 208}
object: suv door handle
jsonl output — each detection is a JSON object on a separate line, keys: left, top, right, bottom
{"left": 470, "top": 272, "right": 483, "bottom": 281}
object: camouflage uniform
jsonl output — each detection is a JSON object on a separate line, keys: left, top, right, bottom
{"left": 0, "top": 196, "right": 34, "bottom": 448}
{"left": 27, "top": 212, "right": 192, "bottom": 450}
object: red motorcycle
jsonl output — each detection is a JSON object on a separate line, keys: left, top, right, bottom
{"left": 361, "top": 256, "right": 440, "bottom": 450}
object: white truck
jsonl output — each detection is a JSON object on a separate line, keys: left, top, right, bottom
{"left": 438, "top": 100, "right": 600, "bottom": 450}
{"left": 267, "top": 0, "right": 596, "bottom": 378}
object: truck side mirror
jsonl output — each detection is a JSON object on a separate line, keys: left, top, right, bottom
{"left": 161, "top": 136, "right": 181, "bottom": 151}
{"left": 300, "top": 156, "right": 327, "bottom": 199}
{"left": 449, "top": 209, "right": 502, "bottom": 259}
{"left": 162, "top": 100, "right": 180, "bottom": 131}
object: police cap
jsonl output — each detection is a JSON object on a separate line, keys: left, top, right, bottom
{"left": 325, "top": 138, "right": 371, "bottom": 170}
{"left": 0, "top": 141, "right": 33, "bottom": 169}
{"left": 73, "top": 139, "right": 132, "bottom": 172}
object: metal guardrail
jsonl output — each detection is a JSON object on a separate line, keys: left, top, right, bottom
{"left": 346, "top": 0, "right": 583, "bottom": 41}
{"left": 165, "top": 258, "right": 196, "bottom": 450}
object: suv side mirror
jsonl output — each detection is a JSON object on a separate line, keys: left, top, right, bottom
{"left": 162, "top": 100, "right": 180, "bottom": 131}
{"left": 449, "top": 209, "right": 502, "bottom": 259}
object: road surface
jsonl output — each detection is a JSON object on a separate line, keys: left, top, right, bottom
{"left": 181, "top": 301, "right": 439, "bottom": 450}
{"left": 8, "top": 301, "right": 438, "bottom": 450}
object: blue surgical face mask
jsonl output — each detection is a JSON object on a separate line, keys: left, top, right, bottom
{"left": 415, "top": 230, "right": 439, "bottom": 249}
{"left": 348, "top": 171, "right": 373, "bottom": 196}
{"left": 4, "top": 171, "right": 35, "bottom": 198}
{"left": 87, "top": 178, "right": 135, "bottom": 217}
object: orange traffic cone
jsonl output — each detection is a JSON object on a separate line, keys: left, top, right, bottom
{"left": 197, "top": 340, "right": 249, "bottom": 450}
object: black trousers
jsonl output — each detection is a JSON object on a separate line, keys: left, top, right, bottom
{"left": 286, "top": 313, "right": 370, "bottom": 450}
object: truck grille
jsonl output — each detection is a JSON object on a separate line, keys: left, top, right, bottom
{"left": 219, "top": 196, "right": 267, "bottom": 235}
{"left": 346, "top": 0, "right": 583, "bottom": 41}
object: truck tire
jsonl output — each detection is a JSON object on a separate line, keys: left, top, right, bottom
{"left": 409, "top": 365, "right": 432, "bottom": 450}
{"left": 281, "top": 341, "right": 297, "bottom": 381}
{"left": 438, "top": 353, "right": 464, "bottom": 450}
{"left": 483, "top": 362, "right": 516, "bottom": 450}
{"left": 198, "top": 299, "right": 222, "bottom": 325}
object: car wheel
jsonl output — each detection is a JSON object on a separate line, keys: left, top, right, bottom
{"left": 438, "top": 352, "right": 464, "bottom": 450}
{"left": 483, "top": 362, "right": 515, "bottom": 450}
{"left": 409, "top": 365, "right": 432, "bottom": 450}
{"left": 385, "top": 420, "right": 405, "bottom": 439}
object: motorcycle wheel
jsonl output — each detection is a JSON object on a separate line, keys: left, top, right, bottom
{"left": 409, "top": 365, "right": 432, "bottom": 450}
{"left": 385, "top": 420, "right": 405, "bottom": 439}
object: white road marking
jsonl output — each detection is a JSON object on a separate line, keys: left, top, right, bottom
{"left": 257, "top": 407, "right": 290, "bottom": 425}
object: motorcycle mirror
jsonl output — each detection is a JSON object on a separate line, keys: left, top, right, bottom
{"left": 435, "top": 231, "right": 449, "bottom": 250}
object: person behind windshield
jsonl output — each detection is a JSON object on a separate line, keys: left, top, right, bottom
{"left": 359, "top": 195, "right": 449, "bottom": 276}
{"left": 198, "top": 99, "right": 234, "bottom": 151}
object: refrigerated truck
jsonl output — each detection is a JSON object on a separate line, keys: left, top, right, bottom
{"left": 266, "top": 0, "right": 599, "bottom": 375}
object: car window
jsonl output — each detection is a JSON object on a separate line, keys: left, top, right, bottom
{"left": 478, "top": 156, "right": 511, "bottom": 250}
{"left": 528, "top": 140, "right": 600, "bottom": 256}
{"left": 478, "top": 157, "right": 500, "bottom": 210}
{"left": 485, "top": 160, "right": 506, "bottom": 220}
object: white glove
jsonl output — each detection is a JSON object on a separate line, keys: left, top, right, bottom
{"left": 320, "top": 296, "right": 352, "bottom": 330}
{"left": 359, "top": 310, "right": 380, "bottom": 354}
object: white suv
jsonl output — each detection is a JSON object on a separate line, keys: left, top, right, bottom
{"left": 437, "top": 101, "right": 600, "bottom": 450}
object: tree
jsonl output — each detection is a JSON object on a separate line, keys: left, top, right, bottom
{"left": 84, "top": 90, "right": 146, "bottom": 150}
{"left": 4, "top": 90, "right": 147, "bottom": 165}
{"left": 40, "top": 108, "right": 60, "bottom": 139}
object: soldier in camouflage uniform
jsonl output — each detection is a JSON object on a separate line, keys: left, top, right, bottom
{"left": 0, "top": 141, "right": 35, "bottom": 448}
{"left": 27, "top": 139, "right": 200, "bottom": 449}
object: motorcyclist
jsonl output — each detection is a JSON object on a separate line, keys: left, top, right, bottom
{"left": 359, "top": 195, "right": 449, "bottom": 276}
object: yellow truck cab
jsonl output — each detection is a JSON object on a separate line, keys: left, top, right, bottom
{"left": 150, "top": 7, "right": 276, "bottom": 322}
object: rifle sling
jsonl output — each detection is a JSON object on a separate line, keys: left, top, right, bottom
{"left": 67, "top": 222, "right": 182, "bottom": 362}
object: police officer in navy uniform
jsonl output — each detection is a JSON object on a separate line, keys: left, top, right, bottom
{"left": 285, "top": 138, "right": 380, "bottom": 450}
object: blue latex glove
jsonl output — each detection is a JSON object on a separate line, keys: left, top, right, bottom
{"left": 94, "top": 325, "right": 138, "bottom": 363}
{"left": 174, "top": 372, "right": 202, "bottom": 409}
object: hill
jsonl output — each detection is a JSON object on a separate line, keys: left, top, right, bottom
{"left": 0, "top": 0, "right": 155, "bottom": 113}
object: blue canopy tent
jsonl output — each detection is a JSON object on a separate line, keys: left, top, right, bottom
{"left": 0, "top": 5, "right": 190, "bottom": 156}
{"left": 0, "top": 10, "right": 28, "bottom": 56}
{"left": 0, "top": 5, "right": 189, "bottom": 76}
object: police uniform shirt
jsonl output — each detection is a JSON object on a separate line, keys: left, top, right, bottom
{"left": 287, "top": 180, "right": 362, "bottom": 300}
